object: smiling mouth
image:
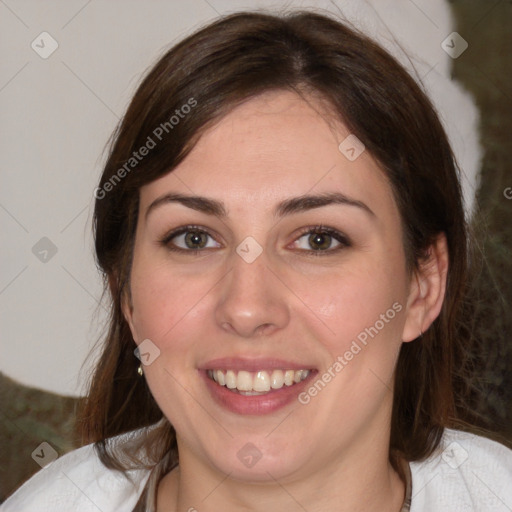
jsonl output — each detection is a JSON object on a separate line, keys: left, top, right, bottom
{"left": 206, "top": 369, "right": 312, "bottom": 395}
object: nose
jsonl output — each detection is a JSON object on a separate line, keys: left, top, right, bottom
{"left": 214, "top": 248, "right": 290, "bottom": 338}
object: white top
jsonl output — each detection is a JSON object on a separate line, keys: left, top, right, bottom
{"left": 2, "top": 427, "right": 512, "bottom": 512}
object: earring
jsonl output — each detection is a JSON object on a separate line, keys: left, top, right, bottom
{"left": 137, "top": 364, "right": 144, "bottom": 376}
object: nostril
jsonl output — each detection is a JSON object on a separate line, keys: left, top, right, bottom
{"left": 221, "top": 322, "right": 236, "bottom": 334}
{"left": 256, "top": 323, "right": 273, "bottom": 336}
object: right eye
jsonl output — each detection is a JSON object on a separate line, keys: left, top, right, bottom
{"left": 161, "top": 225, "right": 221, "bottom": 253}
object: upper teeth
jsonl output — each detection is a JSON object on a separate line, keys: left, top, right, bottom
{"left": 207, "top": 369, "right": 310, "bottom": 393}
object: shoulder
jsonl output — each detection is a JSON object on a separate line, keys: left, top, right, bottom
{"left": 0, "top": 430, "right": 152, "bottom": 512}
{"left": 410, "top": 428, "right": 512, "bottom": 512}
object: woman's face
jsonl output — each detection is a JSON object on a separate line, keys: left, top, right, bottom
{"left": 124, "top": 90, "right": 422, "bottom": 482}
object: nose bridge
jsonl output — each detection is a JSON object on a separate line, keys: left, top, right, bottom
{"left": 230, "top": 246, "right": 268, "bottom": 299}
{"left": 214, "top": 243, "right": 289, "bottom": 337}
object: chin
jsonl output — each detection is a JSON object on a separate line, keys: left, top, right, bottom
{"left": 207, "top": 438, "right": 309, "bottom": 483}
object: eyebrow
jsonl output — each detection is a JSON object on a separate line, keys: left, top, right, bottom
{"left": 145, "top": 191, "right": 375, "bottom": 221}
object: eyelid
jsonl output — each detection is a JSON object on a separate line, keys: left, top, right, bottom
{"left": 160, "top": 224, "right": 351, "bottom": 255}
{"left": 290, "top": 225, "right": 352, "bottom": 255}
{"left": 161, "top": 224, "right": 213, "bottom": 243}
{"left": 160, "top": 224, "right": 222, "bottom": 252}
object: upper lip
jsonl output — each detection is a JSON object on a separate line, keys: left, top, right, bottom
{"left": 198, "top": 357, "right": 316, "bottom": 372}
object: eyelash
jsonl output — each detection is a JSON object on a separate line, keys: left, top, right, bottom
{"left": 159, "top": 224, "right": 351, "bottom": 256}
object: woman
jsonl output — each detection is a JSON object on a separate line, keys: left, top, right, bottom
{"left": 2, "top": 9, "right": 511, "bottom": 512}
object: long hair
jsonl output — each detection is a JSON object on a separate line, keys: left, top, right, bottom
{"left": 77, "top": 8, "right": 483, "bottom": 503}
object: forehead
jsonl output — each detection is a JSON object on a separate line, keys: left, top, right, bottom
{"left": 140, "top": 90, "right": 395, "bottom": 215}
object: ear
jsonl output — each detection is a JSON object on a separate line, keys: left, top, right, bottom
{"left": 115, "top": 274, "right": 138, "bottom": 342}
{"left": 401, "top": 233, "right": 449, "bottom": 342}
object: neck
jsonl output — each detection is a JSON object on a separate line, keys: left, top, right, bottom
{"left": 157, "top": 437, "right": 405, "bottom": 512}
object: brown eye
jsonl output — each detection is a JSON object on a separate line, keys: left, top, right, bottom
{"left": 161, "top": 226, "right": 221, "bottom": 252}
{"left": 292, "top": 226, "right": 351, "bottom": 254}
{"left": 308, "top": 232, "right": 333, "bottom": 251}
{"left": 183, "top": 230, "right": 209, "bottom": 249}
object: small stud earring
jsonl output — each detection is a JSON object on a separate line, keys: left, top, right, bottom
{"left": 137, "top": 364, "right": 144, "bottom": 377}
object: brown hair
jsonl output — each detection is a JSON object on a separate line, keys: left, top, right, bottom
{"left": 78, "top": 7, "right": 481, "bottom": 504}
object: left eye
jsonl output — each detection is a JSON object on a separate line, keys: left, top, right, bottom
{"left": 292, "top": 228, "right": 350, "bottom": 253}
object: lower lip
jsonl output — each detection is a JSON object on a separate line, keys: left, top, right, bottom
{"left": 200, "top": 370, "right": 315, "bottom": 415}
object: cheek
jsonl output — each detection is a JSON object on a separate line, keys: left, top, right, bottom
{"left": 129, "top": 257, "right": 216, "bottom": 349}
{"left": 293, "top": 260, "right": 407, "bottom": 359}
{"left": 128, "top": 262, "right": 211, "bottom": 420}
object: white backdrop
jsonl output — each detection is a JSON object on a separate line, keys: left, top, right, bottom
{"left": 0, "top": 0, "right": 480, "bottom": 396}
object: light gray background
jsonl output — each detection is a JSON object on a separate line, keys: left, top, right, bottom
{"left": 0, "top": 0, "right": 480, "bottom": 396}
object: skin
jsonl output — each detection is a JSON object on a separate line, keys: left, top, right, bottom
{"left": 123, "top": 90, "right": 448, "bottom": 512}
